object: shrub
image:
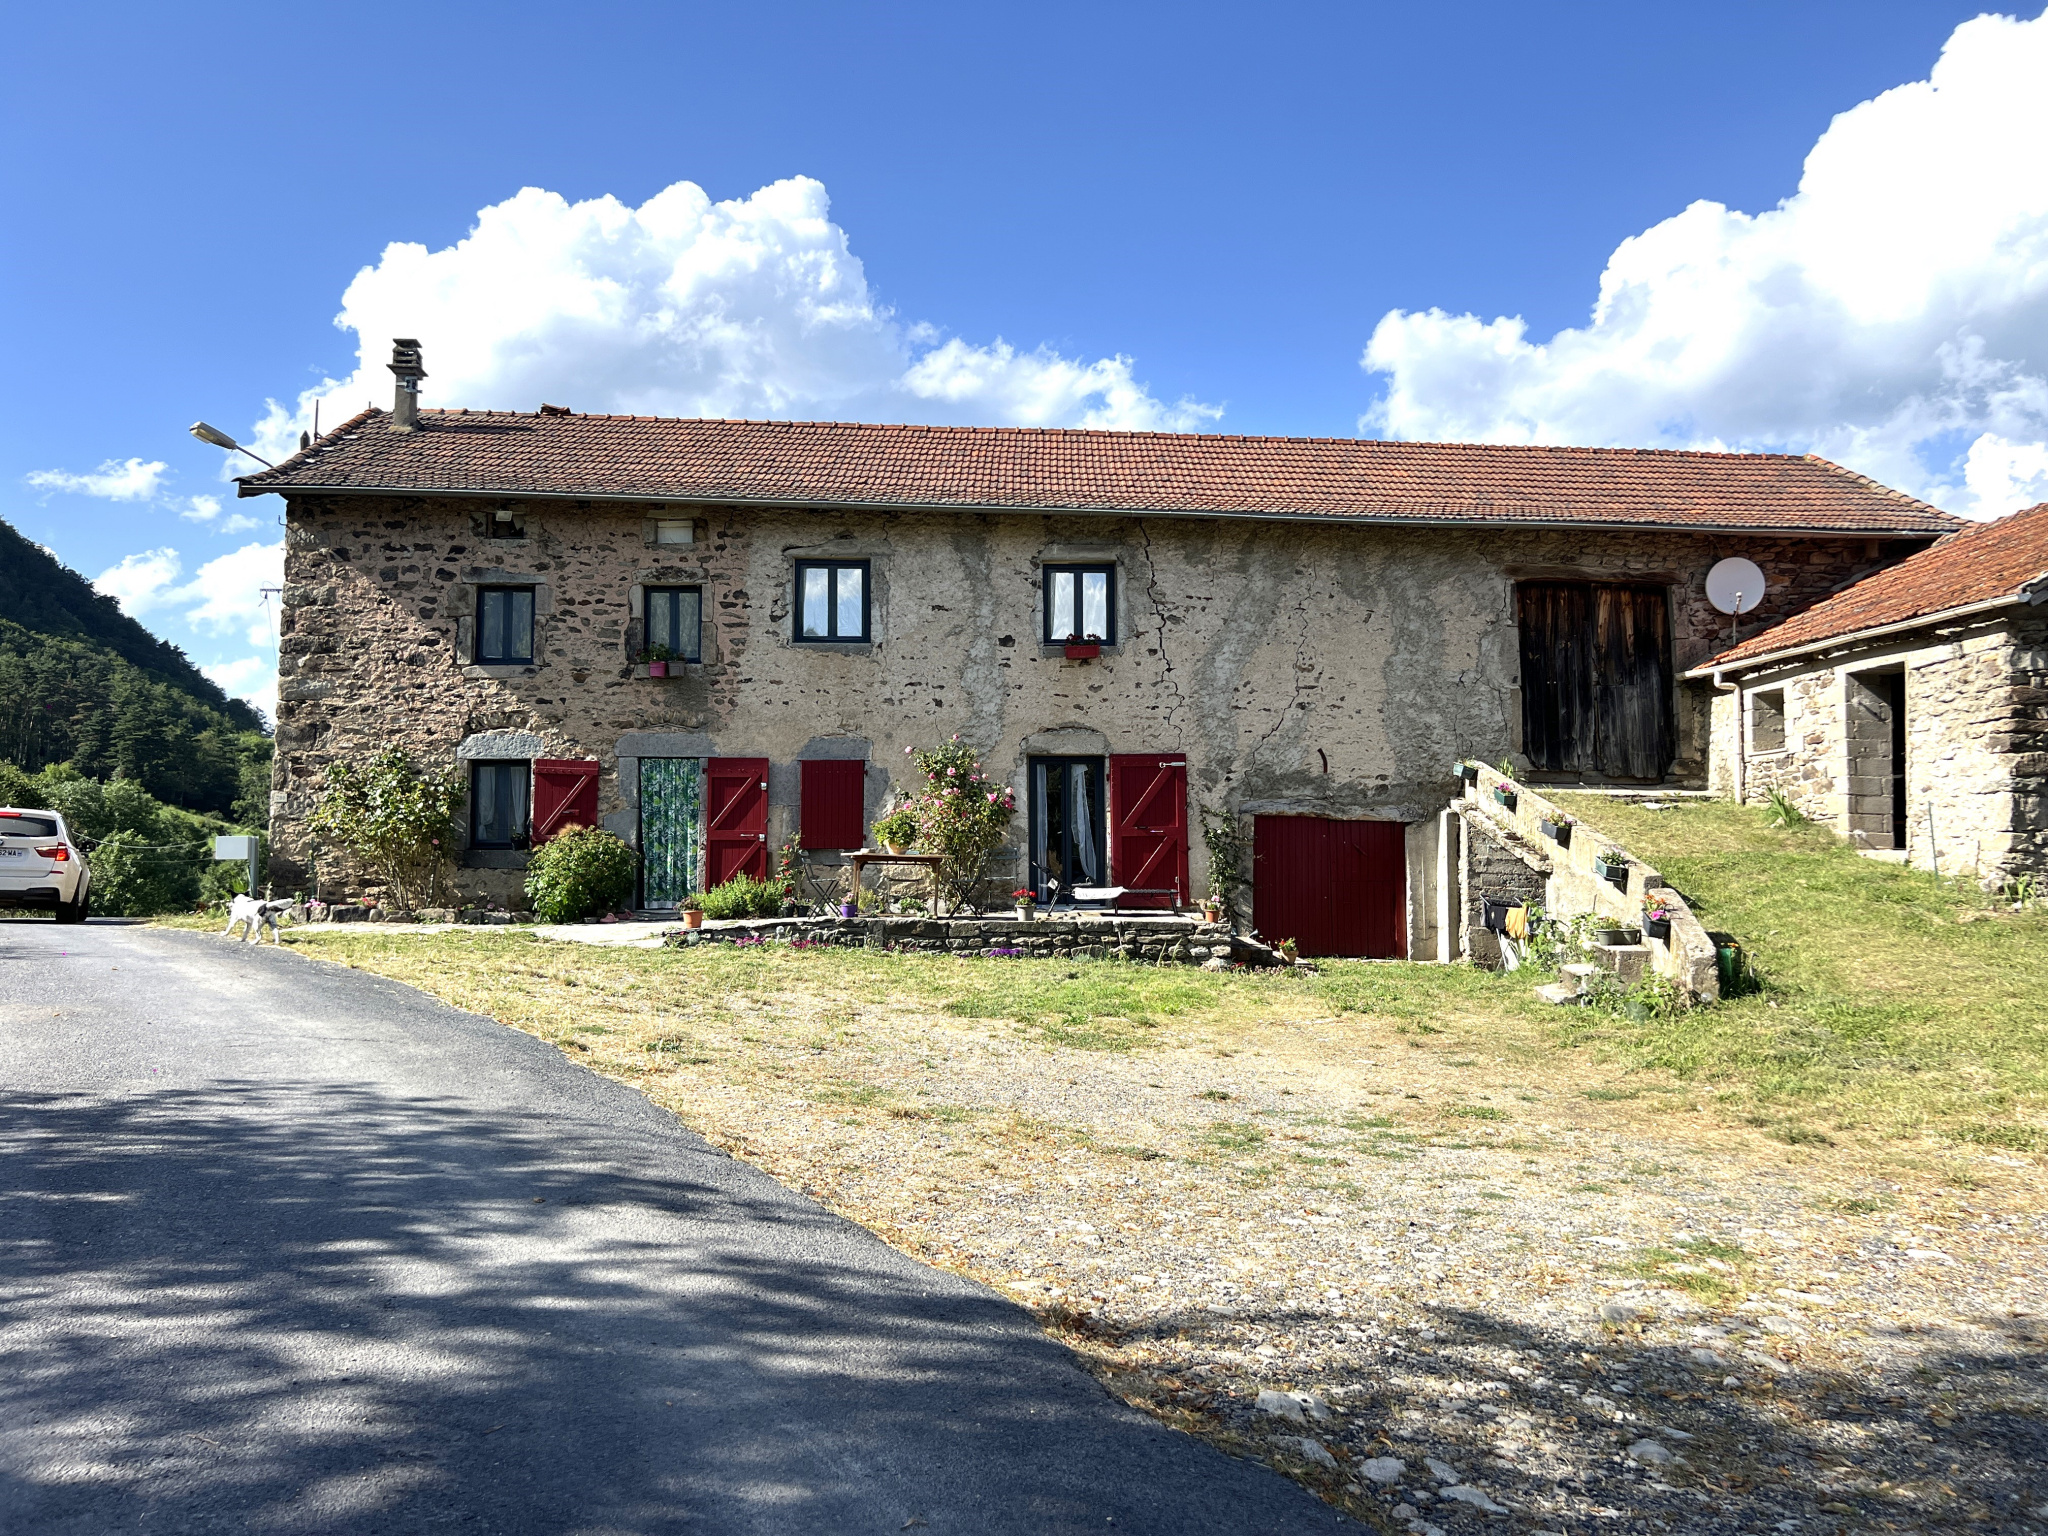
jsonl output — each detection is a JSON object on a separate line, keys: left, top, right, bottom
{"left": 524, "top": 825, "right": 639, "bottom": 923}
{"left": 89, "top": 828, "right": 202, "bottom": 916}
{"left": 698, "top": 871, "right": 787, "bottom": 919}
{"left": 310, "top": 749, "right": 463, "bottom": 910}
{"left": 0, "top": 758, "right": 39, "bottom": 808}
{"left": 872, "top": 808, "right": 919, "bottom": 849}
{"left": 901, "top": 737, "right": 1015, "bottom": 914}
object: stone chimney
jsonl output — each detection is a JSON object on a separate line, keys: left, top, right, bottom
{"left": 388, "top": 338, "right": 427, "bottom": 430}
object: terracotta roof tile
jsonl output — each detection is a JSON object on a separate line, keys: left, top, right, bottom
{"left": 1705, "top": 500, "right": 2048, "bottom": 668}
{"left": 240, "top": 408, "right": 1959, "bottom": 535}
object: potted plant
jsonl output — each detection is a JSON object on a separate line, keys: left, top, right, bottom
{"left": 1014, "top": 886, "right": 1038, "bottom": 921}
{"left": 873, "top": 808, "right": 919, "bottom": 855}
{"left": 1201, "top": 893, "right": 1224, "bottom": 924}
{"left": 1063, "top": 637, "right": 1101, "bottom": 660}
{"left": 1592, "top": 853, "right": 1630, "bottom": 889}
{"left": 680, "top": 896, "right": 703, "bottom": 930}
{"left": 1642, "top": 891, "right": 1675, "bottom": 943}
{"left": 1278, "top": 937, "right": 1299, "bottom": 963}
{"left": 1493, "top": 780, "right": 1519, "bottom": 813}
{"left": 641, "top": 643, "right": 676, "bottom": 678}
{"left": 838, "top": 895, "right": 859, "bottom": 918}
{"left": 1539, "top": 810, "right": 1575, "bottom": 846}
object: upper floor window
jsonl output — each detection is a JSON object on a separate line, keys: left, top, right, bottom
{"left": 646, "top": 585, "right": 702, "bottom": 663}
{"left": 654, "top": 518, "right": 694, "bottom": 545}
{"left": 477, "top": 586, "right": 535, "bottom": 665}
{"left": 470, "top": 760, "right": 530, "bottom": 849}
{"left": 1044, "top": 564, "right": 1115, "bottom": 644}
{"left": 795, "top": 560, "right": 869, "bottom": 643}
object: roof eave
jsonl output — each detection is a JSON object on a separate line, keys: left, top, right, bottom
{"left": 232, "top": 478, "right": 1954, "bottom": 538}
{"left": 1684, "top": 592, "right": 2027, "bottom": 679}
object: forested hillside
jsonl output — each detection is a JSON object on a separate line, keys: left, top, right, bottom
{"left": 0, "top": 514, "right": 270, "bottom": 819}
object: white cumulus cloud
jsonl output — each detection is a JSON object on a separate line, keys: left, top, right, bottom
{"left": 250, "top": 176, "right": 1217, "bottom": 462}
{"left": 202, "top": 656, "right": 278, "bottom": 722}
{"left": 94, "top": 548, "right": 184, "bottom": 615}
{"left": 27, "top": 457, "right": 169, "bottom": 501}
{"left": 179, "top": 493, "right": 266, "bottom": 534}
{"left": 96, "top": 540, "right": 282, "bottom": 650}
{"left": 1361, "top": 7, "right": 2048, "bottom": 519}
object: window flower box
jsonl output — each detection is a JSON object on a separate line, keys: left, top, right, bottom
{"left": 1642, "top": 893, "right": 1675, "bottom": 943}
{"left": 1063, "top": 642, "right": 1100, "bottom": 660}
{"left": 1451, "top": 760, "right": 1478, "bottom": 782}
{"left": 646, "top": 660, "right": 668, "bottom": 678}
{"left": 1493, "top": 785, "right": 1518, "bottom": 813}
{"left": 1592, "top": 854, "right": 1629, "bottom": 889}
{"left": 1539, "top": 815, "right": 1573, "bottom": 847}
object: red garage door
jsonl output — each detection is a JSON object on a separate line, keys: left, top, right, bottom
{"left": 1254, "top": 816, "right": 1406, "bottom": 959}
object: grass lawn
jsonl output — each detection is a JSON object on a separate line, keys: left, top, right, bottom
{"left": 1550, "top": 792, "right": 2048, "bottom": 1152}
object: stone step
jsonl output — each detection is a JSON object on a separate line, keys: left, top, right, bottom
{"left": 1560, "top": 962, "right": 1602, "bottom": 981}
{"left": 1588, "top": 942, "right": 1652, "bottom": 983}
{"left": 1534, "top": 981, "right": 1585, "bottom": 1006}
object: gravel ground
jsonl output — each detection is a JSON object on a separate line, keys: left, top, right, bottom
{"left": 610, "top": 982, "right": 2048, "bottom": 1536}
{"left": 278, "top": 934, "right": 2048, "bottom": 1535}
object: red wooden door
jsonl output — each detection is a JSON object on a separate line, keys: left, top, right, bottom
{"left": 1108, "top": 755, "right": 1189, "bottom": 908}
{"left": 705, "top": 757, "right": 770, "bottom": 886}
{"left": 531, "top": 759, "right": 601, "bottom": 845}
{"left": 1254, "top": 816, "right": 1406, "bottom": 958}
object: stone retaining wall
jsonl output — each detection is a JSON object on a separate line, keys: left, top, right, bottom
{"left": 666, "top": 914, "right": 1272, "bottom": 966}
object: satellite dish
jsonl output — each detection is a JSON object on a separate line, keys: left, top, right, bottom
{"left": 1707, "top": 557, "right": 1766, "bottom": 615}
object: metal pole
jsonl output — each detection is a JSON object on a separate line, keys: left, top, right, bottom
{"left": 248, "top": 842, "right": 260, "bottom": 898}
{"left": 1925, "top": 801, "right": 1939, "bottom": 884}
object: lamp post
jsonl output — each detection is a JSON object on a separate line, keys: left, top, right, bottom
{"left": 188, "top": 421, "right": 274, "bottom": 468}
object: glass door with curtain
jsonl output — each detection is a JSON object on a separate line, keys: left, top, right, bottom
{"left": 1027, "top": 756, "right": 1106, "bottom": 905}
{"left": 639, "top": 757, "right": 703, "bottom": 909}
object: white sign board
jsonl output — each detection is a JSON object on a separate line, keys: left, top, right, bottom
{"left": 213, "top": 835, "right": 258, "bottom": 861}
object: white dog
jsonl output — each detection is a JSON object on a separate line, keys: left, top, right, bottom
{"left": 222, "top": 894, "right": 294, "bottom": 944}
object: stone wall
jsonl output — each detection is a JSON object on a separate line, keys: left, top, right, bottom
{"left": 667, "top": 914, "right": 1253, "bottom": 965}
{"left": 1704, "top": 611, "right": 2047, "bottom": 884}
{"left": 265, "top": 486, "right": 1916, "bottom": 925}
{"left": 1455, "top": 809, "right": 1549, "bottom": 968}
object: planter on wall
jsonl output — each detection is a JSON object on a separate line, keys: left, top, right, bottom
{"left": 1493, "top": 786, "right": 1519, "bottom": 813}
{"left": 1063, "top": 642, "right": 1100, "bottom": 660}
{"left": 1593, "top": 855, "right": 1629, "bottom": 889}
{"left": 1643, "top": 915, "right": 1672, "bottom": 943}
{"left": 646, "top": 660, "right": 668, "bottom": 677}
{"left": 1540, "top": 817, "right": 1572, "bottom": 847}
{"left": 1452, "top": 761, "right": 1479, "bottom": 782}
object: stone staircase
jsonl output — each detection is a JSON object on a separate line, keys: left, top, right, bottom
{"left": 1534, "top": 940, "right": 1652, "bottom": 1005}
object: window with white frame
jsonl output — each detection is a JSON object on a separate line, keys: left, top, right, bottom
{"left": 1043, "top": 564, "right": 1115, "bottom": 644}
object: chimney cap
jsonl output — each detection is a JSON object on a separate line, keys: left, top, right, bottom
{"left": 388, "top": 338, "right": 427, "bottom": 379}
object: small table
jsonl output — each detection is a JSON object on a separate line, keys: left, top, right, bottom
{"left": 846, "top": 849, "right": 945, "bottom": 907}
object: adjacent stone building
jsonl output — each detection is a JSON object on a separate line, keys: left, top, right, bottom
{"left": 237, "top": 344, "right": 1958, "bottom": 953}
{"left": 1693, "top": 499, "right": 2048, "bottom": 886}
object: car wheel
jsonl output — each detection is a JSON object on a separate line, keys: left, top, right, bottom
{"left": 55, "top": 890, "right": 86, "bottom": 924}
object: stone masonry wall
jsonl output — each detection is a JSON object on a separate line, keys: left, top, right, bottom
{"left": 266, "top": 487, "right": 1915, "bottom": 922}
{"left": 1706, "top": 611, "right": 2047, "bottom": 885}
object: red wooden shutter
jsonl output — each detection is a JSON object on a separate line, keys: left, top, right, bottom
{"left": 531, "top": 759, "right": 600, "bottom": 845}
{"left": 705, "top": 757, "right": 770, "bottom": 885}
{"left": 800, "top": 759, "right": 866, "bottom": 851}
{"left": 1108, "top": 755, "right": 1189, "bottom": 909}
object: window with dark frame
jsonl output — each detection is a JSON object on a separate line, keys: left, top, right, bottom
{"left": 645, "top": 585, "right": 702, "bottom": 663}
{"left": 1043, "top": 564, "right": 1115, "bottom": 644}
{"left": 476, "top": 585, "right": 535, "bottom": 664}
{"left": 794, "top": 561, "right": 870, "bottom": 642}
{"left": 470, "top": 760, "right": 530, "bottom": 849}
{"left": 1750, "top": 688, "right": 1788, "bottom": 753}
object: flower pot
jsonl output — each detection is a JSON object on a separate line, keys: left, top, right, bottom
{"left": 885, "top": 842, "right": 909, "bottom": 855}
{"left": 1590, "top": 925, "right": 1627, "bottom": 947}
{"left": 683, "top": 909, "right": 703, "bottom": 929}
{"left": 838, "top": 902, "right": 857, "bottom": 919}
{"left": 1643, "top": 915, "right": 1671, "bottom": 943}
{"left": 1063, "top": 642, "right": 1100, "bottom": 660}
{"left": 1540, "top": 818, "right": 1572, "bottom": 847}
{"left": 1016, "top": 905, "right": 1037, "bottom": 921}
{"left": 1593, "top": 856, "right": 1629, "bottom": 889}
{"left": 647, "top": 660, "right": 667, "bottom": 677}
{"left": 1493, "top": 786, "right": 1518, "bottom": 812}
{"left": 1202, "top": 906, "right": 1222, "bottom": 925}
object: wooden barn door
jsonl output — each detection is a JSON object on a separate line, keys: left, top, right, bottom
{"left": 1254, "top": 816, "right": 1406, "bottom": 959}
{"left": 1518, "top": 581, "right": 1672, "bottom": 781}
{"left": 705, "top": 757, "right": 770, "bottom": 886}
{"left": 1108, "top": 755, "right": 1189, "bottom": 909}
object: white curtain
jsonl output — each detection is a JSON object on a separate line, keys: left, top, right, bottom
{"left": 1070, "top": 766, "right": 1100, "bottom": 885}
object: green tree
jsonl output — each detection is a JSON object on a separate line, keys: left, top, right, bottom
{"left": 309, "top": 750, "right": 463, "bottom": 910}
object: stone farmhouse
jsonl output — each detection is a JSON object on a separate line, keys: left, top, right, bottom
{"left": 1695, "top": 498, "right": 2048, "bottom": 886}
{"left": 238, "top": 342, "right": 1958, "bottom": 956}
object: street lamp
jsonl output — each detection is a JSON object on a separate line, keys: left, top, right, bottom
{"left": 189, "top": 421, "right": 274, "bottom": 468}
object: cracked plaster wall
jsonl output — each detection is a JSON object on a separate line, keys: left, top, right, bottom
{"left": 268, "top": 493, "right": 1908, "bottom": 922}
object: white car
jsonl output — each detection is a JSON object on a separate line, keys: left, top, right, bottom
{"left": 0, "top": 808, "right": 92, "bottom": 922}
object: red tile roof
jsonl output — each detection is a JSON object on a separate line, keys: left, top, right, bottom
{"left": 1703, "top": 500, "right": 2048, "bottom": 669}
{"left": 239, "top": 408, "right": 1959, "bottom": 534}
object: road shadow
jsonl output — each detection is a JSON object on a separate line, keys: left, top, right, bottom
{"left": 0, "top": 1080, "right": 1355, "bottom": 1535}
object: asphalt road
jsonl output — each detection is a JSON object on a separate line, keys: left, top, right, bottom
{"left": 0, "top": 921, "right": 1355, "bottom": 1535}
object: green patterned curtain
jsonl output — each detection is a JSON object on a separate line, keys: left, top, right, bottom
{"left": 640, "top": 758, "right": 703, "bottom": 908}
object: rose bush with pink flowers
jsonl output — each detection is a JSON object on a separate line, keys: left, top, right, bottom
{"left": 902, "top": 737, "right": 1015, "bottom": 914}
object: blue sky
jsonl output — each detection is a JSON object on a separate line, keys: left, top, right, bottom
{"left": 4, "top": 1, "right": 2043, "bottom": 722}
